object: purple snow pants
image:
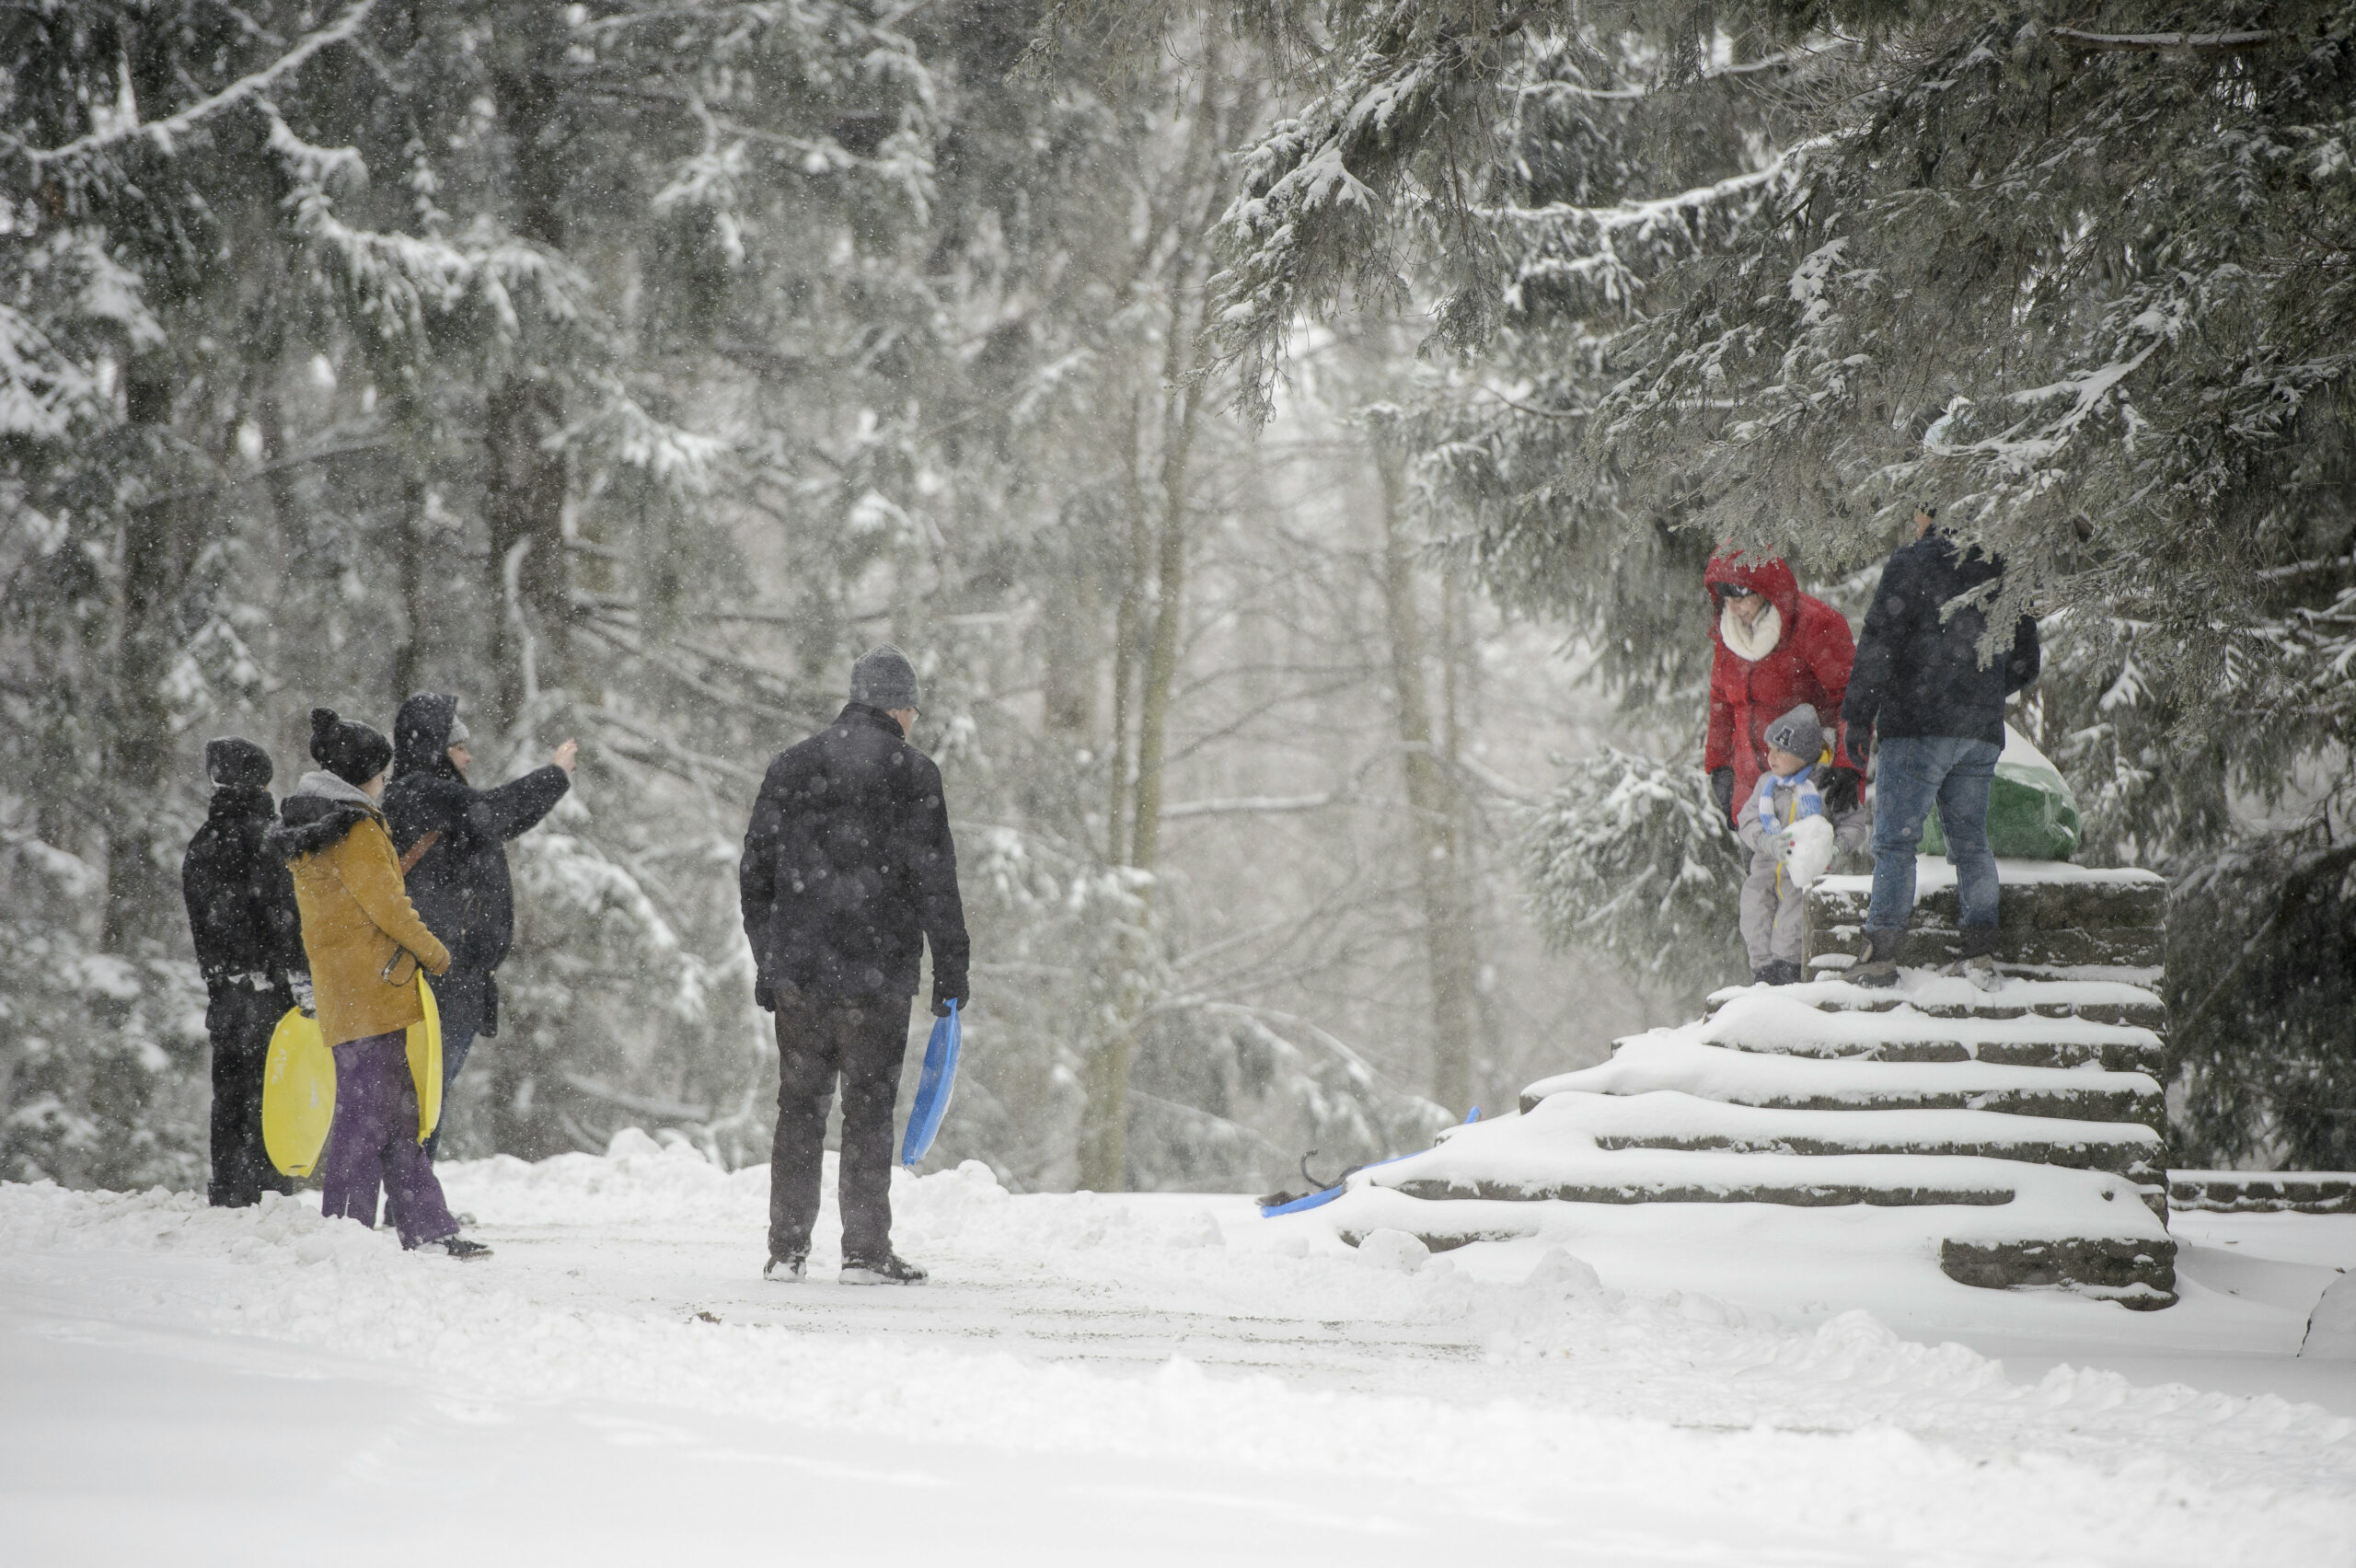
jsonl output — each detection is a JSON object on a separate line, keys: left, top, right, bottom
{"left": 320, "top": 1031, "right": 459, "bottom": 1248}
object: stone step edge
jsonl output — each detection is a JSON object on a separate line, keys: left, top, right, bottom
{"left": 1331, "top": 1220, "right": 2179, "bottom": 1309}
{"left": 1390, "top": 1174, "right": 2017, "bottom": 1208}
{"left": 1710, "top": 996, "right": 2168, "bottom": 1029}
{"left": 1520, "top": 1085, "right": 2165, "bottom": 1128}
{"left": 1939, "top": 1236, "right": 2177, "bottom": 1309}
{"left": 2166, "top": 1171, "right": 2356, "bottom": 1215}
{"left": 1697, "top": 1036, "right": 2165, "bottom": 1073}
{"left": 1596, "top": 1132, "right": 2163, "bottom": 1180}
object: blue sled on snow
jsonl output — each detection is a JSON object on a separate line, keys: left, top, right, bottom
{"left": 900, "top": 1000, "right": 961, "bottom": 1167}
{"left": 1256, "top": 1106, "right": 1480, "bottom": 1217}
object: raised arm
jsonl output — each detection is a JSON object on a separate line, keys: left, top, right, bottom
{"left": 475, "top": 764, "right": 572, "bottom": 842}
{"left": 2003, "top": 613, "right": 2041, "bottom": 696}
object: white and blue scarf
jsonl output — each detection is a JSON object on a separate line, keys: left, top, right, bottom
{"left": 1751, "top": 768, "right": 1824, "bottom": 836}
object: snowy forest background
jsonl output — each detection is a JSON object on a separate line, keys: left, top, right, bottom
{"left": 2, "top": 0, "right": 2350, "bottom": 1193}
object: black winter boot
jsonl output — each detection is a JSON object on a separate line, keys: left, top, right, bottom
{"left": 418, "top": 1235, "right": 492, "bottom": 1261}
{"left": 1853, "top": 928, "right": 1905, "bottom": 989}
{"left": 840, "top": 1252, "right": 927, "bottom": 1286}
{"left": 764, "top": 1248, "right": 809, "bottom": 1283}
{"left": 1764, "top": 960, "right": 1805, "bottom": 986}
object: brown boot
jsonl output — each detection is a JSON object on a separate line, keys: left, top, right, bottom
{"left": 1853, "top": 928, "right": 1905, "bottom": 989}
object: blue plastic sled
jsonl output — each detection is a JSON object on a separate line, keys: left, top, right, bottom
{"left": 900, "top": 1001, "right": 961, "bottom": 1167}
{"left": 1257, "top": 1106, "right": 1480, "bottom": 1217}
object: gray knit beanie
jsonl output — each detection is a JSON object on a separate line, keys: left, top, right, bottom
{"left": 849, "top": 645, "right": 920, "bottom": 710}
{"left": 1762, "top": 704, "right": 1825, "bottom": 762}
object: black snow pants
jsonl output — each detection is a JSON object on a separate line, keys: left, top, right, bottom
{"left": 768, "top": 992, "right": 912, "bottom": 1264}
{"left": 206, "top": 983, "right": 296, "bottom": 1208}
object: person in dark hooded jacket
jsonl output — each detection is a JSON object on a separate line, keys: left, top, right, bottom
{"left": 380, "top": 693, "right": 576, "bottom": 1159}
{"left": 1842, "top": 508, "right": 2041, "bottom": 990}
{"left": 181, "top": 737, "right": 307, "bottom": 1207}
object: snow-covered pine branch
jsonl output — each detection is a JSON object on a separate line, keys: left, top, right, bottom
{"left": 13, "top": 0, "right": 377, "bottom": 168}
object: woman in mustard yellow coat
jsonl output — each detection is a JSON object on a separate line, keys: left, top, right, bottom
{"left": 268, "top": 709, "right": 484, "bottom": 1258}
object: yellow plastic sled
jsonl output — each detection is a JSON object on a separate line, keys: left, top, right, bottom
{"left": 262, "top": 974, "right": 443, "bottom": 1177}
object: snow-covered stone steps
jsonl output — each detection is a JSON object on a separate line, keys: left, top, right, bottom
{"left": 1322, "top": 1178, "right": 2177, "bottom": 1309}
{"left": 1372, "top": 1090, "right": 2165, "bottom": 1214}
{"left": 1803, "top": 860, "right": 2165, "bottom": 973}
{"left": 1520, "top": 1036, "right": 2165, "bottom": 1132}
{"left": 1705, "top": 975, "right": 2167, "bottom": 1038}
{"left": 2167, "top": 1170, "right": 2356, "bottom": 1215}
{"left": 1688, "top": 987, "right": 2165, "bottom": 1075}
{"left": 1315, "top": 864, "right": 2183, "bottom": 1306}
{"left": 1398, "top": 1090, "right": 2164, "bottom": 1211}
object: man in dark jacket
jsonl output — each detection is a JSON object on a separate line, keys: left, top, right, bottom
{"left": 381, "top": 694, "right": 576, "bottom": 1159}
{"left": 739, "top": 645, "right": 969, "bottom": 1286}
{"left": 181, "top": 737, "right": 307, "bottom": 1207}
{"left": 1842, "top": 509, "right": 2041, "bottom": 989}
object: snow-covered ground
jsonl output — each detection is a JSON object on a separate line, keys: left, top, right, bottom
{"left": 5, "top": 1132, "right": 2354, "bottom": 1566}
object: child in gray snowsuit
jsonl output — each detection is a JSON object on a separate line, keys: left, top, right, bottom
{"left": 1738, "top": 705, "right": 1869, "bottom": 986}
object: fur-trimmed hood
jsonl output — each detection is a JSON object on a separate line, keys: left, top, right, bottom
{"left": 265, "top": 770, "right": 385, "bottom": 862}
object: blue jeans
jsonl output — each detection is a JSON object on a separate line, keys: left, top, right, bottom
{"left": 1866, "top": 735, "right": 2002, "bottom": 932}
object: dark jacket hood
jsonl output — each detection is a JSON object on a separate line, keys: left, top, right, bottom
{"left": 394, "top": 693, "right": 465, "bottom": 780}
{"left": 265, "top": 770, "right": 384, "bottom": 862}
{"left": 205, "top": 782, "right": 276, "bottom": 823}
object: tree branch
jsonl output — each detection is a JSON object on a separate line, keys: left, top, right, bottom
{"left": 2177, "top": 840, "right": 2356, "bottom": 1039}
{"left": 15, "top": 0, "right": 377, "bottom": 167}
{"left": 2049, "top": 28, "right": 2275, "bottom": 51}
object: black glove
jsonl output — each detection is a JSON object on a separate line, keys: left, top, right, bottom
{"left": 931, "top": 994, "right": 966, "bottom": 1019}
{"left": 754, "top": 982, "right": 776, "bottom": 1013}
{"left": 1819, "top": 766, "right": 1864, "bottom": 814}
{"left": 1709, "top": 767, "right": 1736, "bottom": 822}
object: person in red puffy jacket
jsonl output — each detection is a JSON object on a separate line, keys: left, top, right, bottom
{"left": 1703, "top": 550, "right": 1865, "bottom": 825}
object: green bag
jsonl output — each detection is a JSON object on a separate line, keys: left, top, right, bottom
{"left": 1919, "top": 723, "right": 2082, "bottom": 861}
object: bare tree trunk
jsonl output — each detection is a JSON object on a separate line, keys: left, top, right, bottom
{"left": 482, "top": 3, "right": 575, "bottom": 1160}
{"left": 1074, "top": 58, "right": 1227, "bottom": 1192}
{"left": 393, "top": 473, "right": 428, "bottom": 705}
{"left": 483, "top": 6, "right": 573, "bottom": 737}
{"left": 483, "top": 376, "right": 571, "bottom": 734}
{"left": 1126, "top": 384, "right": 1200, "bottom": 878}
{"left": 1374, "top": 446, "right": 1481, "bottom": 1113}
{"left": 101, "top": 352, "right": 189, "bottom": 954}
{"left": 1104, "top": 395, "right": 1149, "bottom": 866}
{"left": 1441, "top": 563, "right": 1506, "bottom": 1083}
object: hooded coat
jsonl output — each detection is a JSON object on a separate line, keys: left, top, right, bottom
{"left": 182, "top": 783, "right": 307, "bottom": 989}
{"left": 379, "top": 694, "right": 571, "bottom": 992}
{"left": 266, "top": 772, "right": 451, "bottom": 1047}
{"left": 739, "top": 703, "right": 970, "bottom": 1007}
{"left": 1703, "top": 553, "right": 1861, "bottom": 821}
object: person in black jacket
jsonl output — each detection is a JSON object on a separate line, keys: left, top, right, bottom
{"left": 380, "top": 694, "right": 576, "bottom": 1159}
{"left": 739, "top": 646, "right": 970, "bottom": 1286}
{"left": 181, "top": 737, "right": 307, "bottom": 1207}
{"left": 1842, "top": 508, "right": 2041, "bottom": 990}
